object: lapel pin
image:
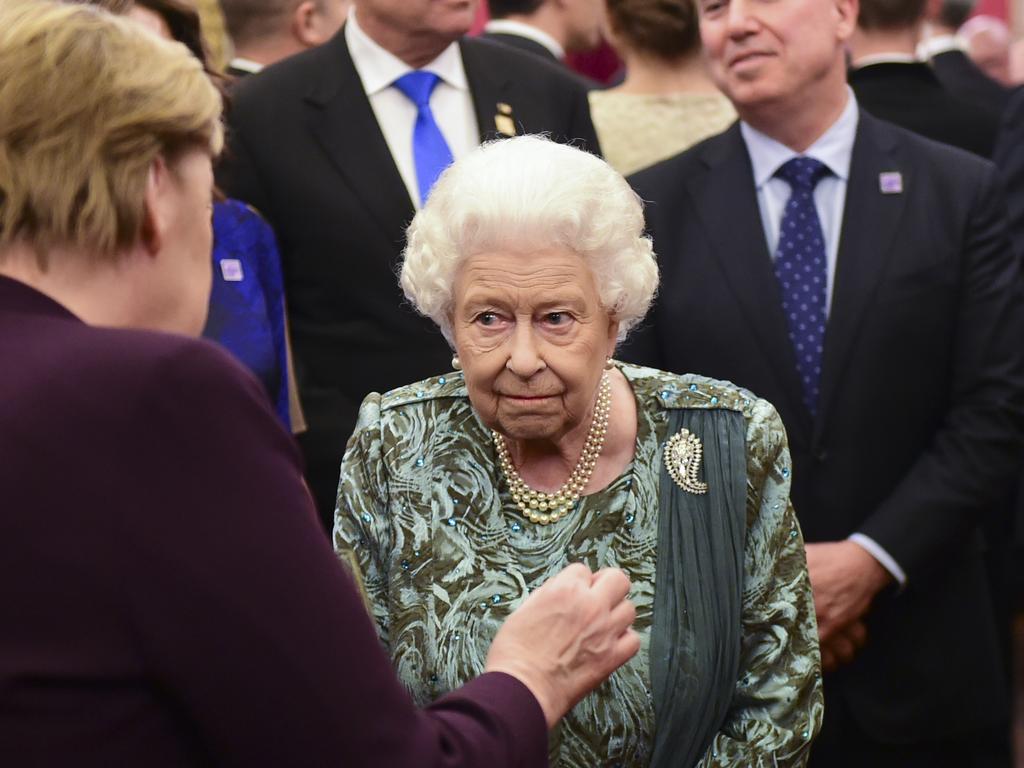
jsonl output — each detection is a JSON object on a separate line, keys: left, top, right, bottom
{"left": 879, "top": 171, "right": 903, "bottom": 194}
{"left": 664, "top": 429, "right": 709, "bottom": 495}
{"left": 219, "top": 258, "right": 244, "bottom": 282}
{"left": 494, "top": 102, "right": 517, "bottom": 136}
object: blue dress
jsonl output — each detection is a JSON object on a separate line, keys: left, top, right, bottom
{"left": 202, "top": 200, "right": 291, "bottom": 429}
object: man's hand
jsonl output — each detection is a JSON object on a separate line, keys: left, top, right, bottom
{"left": 805, "top": 540, "right": 892, "bottom": 646}
{"left": 484, "top": 564, "right": 640, "bottom": 728}
{"left": 819, "top": 620, "right": 867, "bottom": 672}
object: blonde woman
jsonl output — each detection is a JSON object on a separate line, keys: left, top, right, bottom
{"left": 0, "top": 4, "right": 636, "bottom": 764}
{"left": 589, "top": 0, "right": 736, "bottom": 176}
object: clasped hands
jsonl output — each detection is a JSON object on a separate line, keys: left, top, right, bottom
{"left": 804, "top": 541, "right": 893, "bottom": 673}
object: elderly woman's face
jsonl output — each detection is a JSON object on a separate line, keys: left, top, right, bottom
{"left": 452, "top": 247, "right": 618, "bottom": 442}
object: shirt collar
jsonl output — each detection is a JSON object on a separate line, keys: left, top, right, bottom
{"left": 483, "top": 19, "right": 565, "bottom": 59}
{"left": 917, "top": 33, "right": 966, "bottom": 59}
{"left": 740, "top": 87, "right": 858, "bottom": 188}
{"left": 228, "top": 57, "right": 264, "bottom": 74}
{"left": 851, "top": 52, "right": 919, "bottom": 68}
{"left": 345, "top": 8, "right": 469, "bottom": 96}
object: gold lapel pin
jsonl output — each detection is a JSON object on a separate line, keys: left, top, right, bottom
{"left": 494, "top": 102, "right": 516, "bottom": 136}
{"left": 664, "top": 429, "right": 709, "bottom": 495}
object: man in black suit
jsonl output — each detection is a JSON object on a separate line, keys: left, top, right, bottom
{"left": 480, "top": 0, "right": 604, "bottom": 64}
{"left": 220, "top": 0, "right": 348, "bottom": 77}
{"left": 621, "top": 0, "right": 1024, "bottom": 761}
{"left": 995, "top": 89, "right": 1024, "bottom": 257}
{"left": 919, "top": 0, "right": 1012, "bottom": 115}
{"left": 848, "top": 0, "right": 999, "bottom": 157}
{"left": 993, "top": 89, "right": 1024, "bottom": 606}
{"left": 218, "top": 0, "right": 601, "bottom": 529}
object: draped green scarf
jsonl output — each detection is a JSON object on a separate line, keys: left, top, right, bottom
{"left": 649, "top": 408, "right": 747, "bottom": 768}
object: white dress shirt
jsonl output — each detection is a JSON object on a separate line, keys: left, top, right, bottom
{"left": 917, "top": 33, "right": 967, "bottom": 60}
{"left": 228, "top": 57, "right": 264, "bottom": 74}
{"left": 345, "top": 9, "right": 479, "bottom": 208}
{"left": 740, "top": 90, "right": 907, "bottom": 586}
{"left": 851, "top": 52, "right": 920, "bottom": 69}
{"left": 482, "top": 19, "right": 565, "bottom": 60}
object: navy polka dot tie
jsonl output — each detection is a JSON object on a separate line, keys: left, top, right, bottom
{"left": 774, "top": 157, "right": 830, "bottom": 415}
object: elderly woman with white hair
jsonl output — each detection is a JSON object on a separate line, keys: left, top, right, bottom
{"left": 334, "top": 136, "right": 823, "bottom": 767}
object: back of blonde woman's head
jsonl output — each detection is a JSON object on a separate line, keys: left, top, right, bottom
{"left": 401, "top": 135, "right": 659, "bottom": 344}
{"left": 0, "top": 0, "right": 223, "bottom": 264}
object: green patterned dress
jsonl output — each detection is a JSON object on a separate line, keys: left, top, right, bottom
{"left": 334, "top": 363, "right": 823, "bottom": 767}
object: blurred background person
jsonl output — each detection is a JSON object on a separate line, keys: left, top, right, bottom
{"left": 195, "top": 0, "right": 232, "bottom": 69}
{"left": 588, "top": 0, "right": 735, "bottom": 176}
{"left": 480, "top": 0, "right": 605, "bottom": 66}
{"left": 918, "top": 0, "right": 1012, "bottom": 114}
{"left": 0, "top": 3, "right": 638, "bottom": 763}
{"left": 1010, "top": 36, "right": 1024, "bottom": 84}
{"left": 961, "top": 14, "right": 1013, "bottom": 84}
{"left": 218, "top": 0, "right": 602, "bottom": 531}
{"left": 848, "top": 0, "right": 999, "bottom": 157}
{"left": 336, "top": 135, "right": 823, "bottom": 767}
{"left": 87, "top": 0, "right": 304, "bottom": 430}
{"left": 219, "top": 0, "right": 349, "bottom": 78}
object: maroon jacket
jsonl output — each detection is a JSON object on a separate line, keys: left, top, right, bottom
{"left": 0, "top": 275, "right": 546, "bottom": 767}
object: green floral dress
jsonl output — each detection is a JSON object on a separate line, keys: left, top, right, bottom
{"left": 334, "top": 363, "right": 823, "bottom": 767}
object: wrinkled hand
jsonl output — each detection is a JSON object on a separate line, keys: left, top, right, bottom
{"left": 819, "top": 620, "right": 867, "bottom": 673}
{"left": 805, "top": 541, "right": 891, "bottom": 647}
{"left": 484, "top": 563, "right": 640, "bottom": 728}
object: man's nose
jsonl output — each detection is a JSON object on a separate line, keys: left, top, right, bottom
{"left": 725, "top": 0, "right": 758, "bottom": 37}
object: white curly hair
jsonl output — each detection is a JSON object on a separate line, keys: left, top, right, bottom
{"left": 399, "top": 135, "right": 659, "bottom": 345}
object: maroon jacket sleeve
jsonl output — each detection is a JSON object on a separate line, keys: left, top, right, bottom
{"left": 117, "top": 341, "right": 548, "bottom": 767}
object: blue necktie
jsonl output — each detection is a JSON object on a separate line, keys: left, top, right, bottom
{"left": 392, "top": 71, "right": 454, "bottom": 205}
{"left": 773, "top": 156, "right": 830, "bottom": 415}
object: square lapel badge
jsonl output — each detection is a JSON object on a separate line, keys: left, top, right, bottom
{"left": 879, "top": 171, "right": 903, "bottom": 194}
{"left": 219, "top": 258, "right": 244, "bottom": 282}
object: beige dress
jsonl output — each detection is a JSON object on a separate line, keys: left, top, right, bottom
{"left": 589, "top": 90, "right": 737, "bottom": 176}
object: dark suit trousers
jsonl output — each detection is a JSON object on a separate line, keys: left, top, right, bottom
{"left": 810, "top": 681, "right": 1012, "bottom": 768}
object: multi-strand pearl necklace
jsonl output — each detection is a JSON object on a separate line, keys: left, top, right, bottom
{"left": 493, "top": 372, "right": 612, "bottom": 525}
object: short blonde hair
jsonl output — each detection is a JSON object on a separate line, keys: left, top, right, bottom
{"left": 0, "top": 0, "right": 223, "bottom": 263}
{"left": 401, "top": 136, "right": 659, "bottom": 344}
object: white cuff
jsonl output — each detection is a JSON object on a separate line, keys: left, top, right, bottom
{"left": 848, "top": 533, "right": 907, "bottom": 587}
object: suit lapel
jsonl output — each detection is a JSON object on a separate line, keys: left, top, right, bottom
{"left": 460, "top": 39, "right": 516, "bottom": 141}
{"left": 814, "top": 112, "right": 906, "bottom": 438}
{"left": 687, "top": 126, "right": 813, "bottom": 436}
{"left": 303, "top": 30, "right": 415, "bottom": 246}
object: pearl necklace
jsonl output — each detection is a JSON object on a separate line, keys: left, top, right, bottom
{"left": 493, "top": 372, "right": 612, "bottom": 525}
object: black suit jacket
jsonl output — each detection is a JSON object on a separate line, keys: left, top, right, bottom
{"left": 225, "top": 64, "right": 253, "bottom": 79}
{"left": 621, "top": 113, "right": 1024, "bottom": 740}
{"left": 0, "top": 276, "right": 548, "bottom": 766}
{"left": 994, "top": 88, "right": 1024, "bottom": 258}
{"left": 478, "top": 30, "right": 559, "bottom": 63}
{"left": 993, "top": 88, "right": 1024, "bottom": 584}
{"left": 931, "top": 48, "right": 1013, "bottom": 116}
{"left": 218, "top": 29, "right": 601, "bottom": 522}
{"left": 849, "top": 61, "right": 1000, "bottom": 157}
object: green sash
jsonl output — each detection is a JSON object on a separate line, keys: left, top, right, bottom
{"left": 650, "top": 408, "right": 747, "bottom": 768}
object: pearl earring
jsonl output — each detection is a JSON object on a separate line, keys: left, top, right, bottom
{"left": 605, "top": 356, "right": 615, "bottom": 370}
{"left": 451, "top": 355, "right": 462, "bottom": 370}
